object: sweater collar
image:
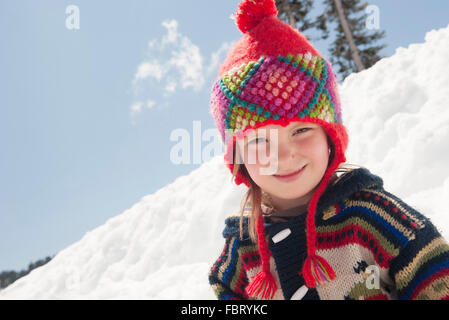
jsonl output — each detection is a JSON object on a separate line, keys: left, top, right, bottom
{"left": 316, "top": 167, "right": 384, "bottom": 211}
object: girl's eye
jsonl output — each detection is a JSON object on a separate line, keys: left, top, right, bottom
{"left": 248, "top": 128, "right": 310, "bottom": 144}
{"left": 294, "top": 128, "right": 310, "bottom": 135}
{"left": 249, "top": 137, "right": 267, "bottom": 145}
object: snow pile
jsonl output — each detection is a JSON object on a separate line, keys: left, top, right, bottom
{"left": 1, "top": 24, "right": 449, "bottom": 299}
{"left": 0, "top": 157, "right": 246, "bottom": 299}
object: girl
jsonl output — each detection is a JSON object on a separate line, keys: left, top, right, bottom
{"left": 208, "top": 0, "right": 449, "bottom": 300}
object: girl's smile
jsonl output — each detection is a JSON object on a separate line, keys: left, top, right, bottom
{"left": 273, "top": 164, "right": 307, "bottom": 183}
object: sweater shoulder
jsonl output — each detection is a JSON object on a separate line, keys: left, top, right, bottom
{"left": 329, "top": 187, "right": 428, "bottom": 246}
{"left": 222, "top": 213, "right": 252, "bottom": 241}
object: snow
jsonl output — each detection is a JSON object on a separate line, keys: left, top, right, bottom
{"left": 1, "top": 24, "right": 449, "bottom": 299}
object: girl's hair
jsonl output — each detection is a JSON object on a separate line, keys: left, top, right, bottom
{"left": 232, "top": 134, "right": 365, "bottom": 242}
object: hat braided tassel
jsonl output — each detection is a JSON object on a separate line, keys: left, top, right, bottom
{"left": 245, "top": 267, "right": 277, "bottom": 299}
{"left": 246, "top": 205, "right": 277, "bottom": 299}
{"left": 301, "top": 145, "right": 342, "bottom": 288}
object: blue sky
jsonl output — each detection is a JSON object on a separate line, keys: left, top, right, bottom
{"left": 1, "top": 0, "right": 448, "bottom": 271}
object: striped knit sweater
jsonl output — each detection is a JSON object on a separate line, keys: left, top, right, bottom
{"left": 208, "top": 168, "right": 449, "bottom": 300}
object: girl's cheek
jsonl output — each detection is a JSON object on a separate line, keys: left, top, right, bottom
{"left": 244, "top": 145, "right": 262, "bottom": 163}
{"left": 248, "top": 147, "right": 274, "bottom": 168}
{"left": 302, "top": 133, "right": 327, "bottom": 153}
{"left": 245, "top": 151, "right": 273, "bottom": 176}
{"left": 244, "top": 163, "right": 261, "bottom": 182}
{"left": 246, "top": 164, "right": 271, "bottom": 184}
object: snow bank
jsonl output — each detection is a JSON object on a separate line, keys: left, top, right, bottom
{"left": 0, "top": 156, "right": 246, "bottom": 299}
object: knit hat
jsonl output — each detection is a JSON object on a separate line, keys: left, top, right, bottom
{"left": 210, "top": 0, "right": 349, "bottom": 299}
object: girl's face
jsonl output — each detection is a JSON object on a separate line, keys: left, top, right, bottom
{"left": 236, "top": 121, "right": 330, "bottom": 210}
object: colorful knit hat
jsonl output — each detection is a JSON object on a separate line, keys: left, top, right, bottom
{"left": 210, "top": 0, "right": 349, "bottom": 298}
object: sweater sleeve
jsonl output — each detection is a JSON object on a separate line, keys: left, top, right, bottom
{"left": 208, "top": 236, "right": 250, "bottom": 300}
{"left": 389, "top": 214, "right": 449, "bottom": 300}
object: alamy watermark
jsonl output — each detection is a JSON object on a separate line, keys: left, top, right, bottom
{"left": 365, "top": 265, "right": 380, "bottom": 290}
{"left": 169, "top": 120, "right": 280, "bottom": 175}
{"left": 65, "top": 5, "right": 80, "bottom": 30}
{"left": 365, "top": 5, "right": 380, "bottom": 30}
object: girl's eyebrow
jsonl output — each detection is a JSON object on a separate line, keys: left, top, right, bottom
{"left": 242, "top": 131, "right": 257, "bottom": 144}
{"left": 291, "top": 122, "right": 312, "bottom": 128}
{"left": 244, "top": 130, "right": 258, "bottom": 140}
{"left": 249, "top": 128, "right": 270, "bottom": 137}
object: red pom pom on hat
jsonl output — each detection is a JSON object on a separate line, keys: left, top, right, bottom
{"left": 235, "top": 0, "right": 278, "bottom": 33}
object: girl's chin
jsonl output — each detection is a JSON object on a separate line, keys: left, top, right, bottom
{"left": 271, "top": 193, "right": 309, "bottom": 201}
{"left": 268, "top": 186, "right": 310, "bottom": 199}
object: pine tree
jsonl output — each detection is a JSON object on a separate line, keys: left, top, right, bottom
{"left": 275, "top": 0, "right": 315, "bottom": 35}
{"left": 316, "top": 0, "right": 387, "bottom": 79}
{"left": 0, "top": 255, "right": 53, "bottom": 290}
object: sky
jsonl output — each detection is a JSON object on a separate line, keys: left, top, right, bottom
{"left": 1, "top": 0, "right": 449, "bottom": 272}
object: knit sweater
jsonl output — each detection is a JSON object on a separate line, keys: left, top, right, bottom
{"left": 208, "top": 168, "right": 449, "bottom": 300}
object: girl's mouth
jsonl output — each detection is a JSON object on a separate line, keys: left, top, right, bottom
{"left": 273, "top": 165, "right": 307, "bottom": 183}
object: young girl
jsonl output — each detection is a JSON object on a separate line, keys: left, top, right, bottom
{"left": 208, "top": 0, "right": 449, "bottom": 300}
